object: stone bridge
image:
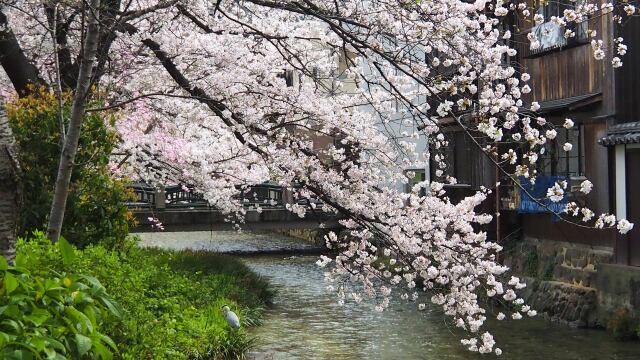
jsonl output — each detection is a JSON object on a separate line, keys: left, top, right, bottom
{"left": 127, "top": 183, "right": 337, "bottom": 231}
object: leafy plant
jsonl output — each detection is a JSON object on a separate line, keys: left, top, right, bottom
{"left": 523, "top": 249, "right": 539, "bottom": 277}
{"left": 17, "top": 233, "right": 272, "bottom": 359}
{"left": 607, "top": 308, "right": 639, "bottom": 341}
{"left": 6, "top": 89, "right": 134, "bottom": 249}
{"left": 0, "top": 240, "right": 121, "bottom": 359}
{"left": 541, "top": 257, "right": 556, "bottom": 281}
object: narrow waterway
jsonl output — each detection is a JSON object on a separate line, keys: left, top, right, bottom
{"left": 137, "top": 231, "right": 640, "bottom": 359}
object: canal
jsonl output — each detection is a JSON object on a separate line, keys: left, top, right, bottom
{"left": 138, "top": 231, "right": 640, "bottom": 359}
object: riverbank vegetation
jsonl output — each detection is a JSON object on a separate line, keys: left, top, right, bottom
{"left": 607, "top": 308, "right": 640, "bottom": 341}
{"left": 1, "top": 84, "right": 273, "bottom": 359}
{"left": 1, "top": 232, "right": 272, "bottom": 358}
{"left": 7, "top": 90, "right": 133, "bottom": 249}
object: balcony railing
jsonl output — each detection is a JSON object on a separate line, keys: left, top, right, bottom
{"left": 514, "top": 21, "right": 588, "bottom": 58}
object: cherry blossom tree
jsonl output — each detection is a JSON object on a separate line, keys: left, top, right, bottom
{"left": 0, "top": 102, "right": 20, "bottom": 263}
{"left": 0, "top": 0, "right": 637, "bottom": 353}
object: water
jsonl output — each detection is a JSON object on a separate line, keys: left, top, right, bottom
{"left": 137, "top": 231, "right": 640, "bottom": 359}
{"left": 244, "top": 256, "right": 640, "bottom": 360}
{"left": 137, "top": 230, "right": 322, "bottom": 254}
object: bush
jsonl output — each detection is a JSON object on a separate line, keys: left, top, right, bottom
{"left": 18, "top": 232, "right": 272, "bottom": 359}
{"left": 6, "top": 89, "right": 134, "bottom": 249}
{"left": 607, "top": 308, "right": 639, "bottom": 341}
{"left": 0, "top": 241, "right": 121, "bottom": 359}
{"left": 523, "top": 249, "right": 539, "bottom": 277}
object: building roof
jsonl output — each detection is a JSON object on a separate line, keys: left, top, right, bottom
{"left": 598, "top": 121, "right": 640, "bottom": 146}
{"left": 537, "top": 92, "right": 602, "bottom": 114}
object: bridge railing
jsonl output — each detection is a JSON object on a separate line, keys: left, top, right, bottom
{"left": 165, "top": 185, "right": 208, "bottom": 208}
{"left": 236, "top": 183, "right": 284, "bottom": 208}
{"left": 127, "top": 183, "right": 156, "bottom": 208}
{"left": 126, "top": 182, "right": 290, "bottom": 210}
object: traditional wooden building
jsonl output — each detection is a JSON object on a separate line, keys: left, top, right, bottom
{"left": 433, "top": 4, "right": 640, "bottom": 268}
{"left": 596, "top": 7, "right": 640, "bottom": 265}
{"left": 508, "top": 4, "right": 640, "bottom": 266}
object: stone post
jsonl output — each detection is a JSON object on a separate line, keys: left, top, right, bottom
{"left": 155, "top": 185, "right": 166, "bottom": 209}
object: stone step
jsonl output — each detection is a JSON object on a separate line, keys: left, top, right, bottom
{"left": 552, "top": 264, "right": 597, "bottom": 288}
{"left": 520, "top": 278, "right": 598, "bottom": 328}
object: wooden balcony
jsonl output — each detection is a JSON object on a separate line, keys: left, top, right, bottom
{"left": 514, "top": 21, "right": 589, "bottom": 59}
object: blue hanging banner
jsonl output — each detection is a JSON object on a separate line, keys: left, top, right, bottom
{"left": 518, "top": 176, "right": 567, "bottom": 214}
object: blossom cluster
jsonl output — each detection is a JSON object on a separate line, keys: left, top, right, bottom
{"left": 1, "top": 0, "right": 637, "bottom": 354}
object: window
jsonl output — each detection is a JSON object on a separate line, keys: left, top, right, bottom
{"left": 433, "top": 131, "right": 473, "bottom": 185}
{"left": 537, "top": 125, "right": 585, "bottom": 178}
{"left": 405, "top": 168, "right": 427, "bottom": 196}
{"left": 336, "top": 49, "right": 356, "bottom": 80}
{"left": 277, "top": 69, "right": 296, "bottom": 87}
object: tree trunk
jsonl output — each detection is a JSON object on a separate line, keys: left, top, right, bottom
{"left": 0, "top": 9, "right": 47, "bottom": 94}
{"left": 0, "top": 7, "right": 45, "bottom": 263}
{"left": 46, "top": 0, "right": 101, "bottom": 242}
{"left": 0, "top": 105, "right": 20, "bottom": 263}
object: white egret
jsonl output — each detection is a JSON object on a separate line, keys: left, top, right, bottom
{"left": 222, "top": 305, "right": 241, "bottom": 330}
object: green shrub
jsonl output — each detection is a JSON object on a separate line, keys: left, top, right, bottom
{"left": 523, "top": 249, "right": 539, "bottom": 277}
{"left": 18, "top": 232, "right": 272, "bottom": 359}
{"left": 607, "top": 308, "right": 639, "bottom": 341}
{"left": 7, "top": 90, "right": 134, "bottom": 249}
{"left": 0, "top": 241, "right": 121, "bottom": 359}
{"left": 541, "top": 257, "right": 556, "bottom": 281}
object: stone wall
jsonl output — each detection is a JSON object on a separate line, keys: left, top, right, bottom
{"left": 519, "top": 277, "right": 598, "bottom": 327}
{"left": 274, "top": 227, "right": 339, "bottom": 246}
{"left": 131, "top": 208, "right": 337, "bottom": 231}
{"left": 503, "top": 237, "right": 614, "bottom": 327}
{"left": 595, "top": 264, "right": 640, "bottom": 321}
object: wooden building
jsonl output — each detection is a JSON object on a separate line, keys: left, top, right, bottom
{"left": 435, "top": 4, "right": 640, "bottom": 266}
{"left": 509, "top": 4, "right": 639, "bottom": 266}
{"left": 596, "top": 9, "right": 640, "bottom": 266}
{"left": 509, "top": 1, "right": 614, "bottom": 249}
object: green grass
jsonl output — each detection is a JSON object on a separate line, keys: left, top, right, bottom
{"left": 17, "top": 234, "right": 273, "bottom": 359}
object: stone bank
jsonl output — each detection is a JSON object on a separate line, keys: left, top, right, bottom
{"left": 504, "top": 237, "right": 640, "bottom": 328}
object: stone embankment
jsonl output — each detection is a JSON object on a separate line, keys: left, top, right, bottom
{"left": 504, "top": 238, "right": 640, "bottom": 328}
